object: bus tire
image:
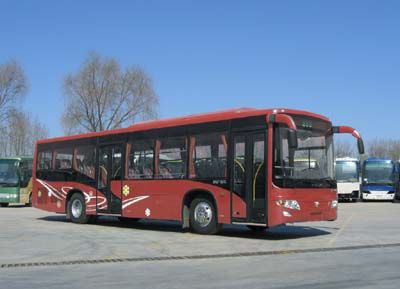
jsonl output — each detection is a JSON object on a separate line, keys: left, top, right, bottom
{"left": 189, "top": 197, "right": 219, "bottom": 235}
{"left": 67, "top": 193, "right": 89, "bottom": 224}
{"left": 0, "top": 203, "right": 9, "bottom": 208}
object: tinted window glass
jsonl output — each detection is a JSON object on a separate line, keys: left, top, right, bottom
{"left": 233, "top": 136, "right": 246, "bottom": 196}
{"left": 190, "top": 133, "right": 227, "bottom": 179}
{"left": 37, "top": 151, "right": 52, "bottom": 170}
{"left": 74, "top": 145, "right": 95, "bottom": 179}
{"left": 127, "top": 140, "right": 154, "bottom": 179}
{"left": 157, "top": 137, "right": 187, "bottom": 179}
{"left": 55, "top": 148, "right": 73, "bottom": 170}
{"left": 0, "top": 159, "right": 19, "bottom": 186}
{"left": 253, "top": 134, "right": 266, "bottom": 201}
{"left": 20, "top": 160, "right": 33, "bottom": 187}
{"left": 111, "top": 147, "right": 122, "bottom": 180}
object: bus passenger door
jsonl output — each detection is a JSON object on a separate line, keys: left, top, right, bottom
{"left": 231, "top": 131, "right": 267, "bottom": 224}
{"left": 97, "top": 145, "right": 123, "bottom": 215}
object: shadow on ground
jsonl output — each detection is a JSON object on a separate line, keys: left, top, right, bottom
{"left": 38, "top": 215, "right": 332, "bottom": 240}
{"left": 1, "top": 205, "right": 27, "bottom": 208}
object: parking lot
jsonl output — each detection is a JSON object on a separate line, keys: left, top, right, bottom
{"left": 1, "top": 202, "right": 400, "bottom": 288}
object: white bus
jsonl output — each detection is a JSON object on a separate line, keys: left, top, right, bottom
{"left": 335, "top": 157, "right": 360, "bottom": 202}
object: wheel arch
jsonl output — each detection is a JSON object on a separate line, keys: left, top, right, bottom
{"left": 181, "top": 189, "right": 218, "bottom": 229}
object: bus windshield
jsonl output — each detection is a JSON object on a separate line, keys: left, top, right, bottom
{"left": 336, "top": 161, "right": 359, "bottom": 182}
{"left": 273, "top": 116, "right": 335, "bottom": 188}
{"left": 363, "top": 161, "right": 395, "bottom": 185}
{"left": 0, "top": 159, "right": 19, "bottom": 187}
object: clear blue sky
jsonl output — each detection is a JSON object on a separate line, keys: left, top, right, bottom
{"left": 0, "top": 0, "right": 399, "bottom": 141}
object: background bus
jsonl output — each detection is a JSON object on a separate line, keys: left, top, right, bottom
{"left": 32, "top": 108, "right": 364, "bottom": 234}
{"left": 335, "top": 157, "right": 360, "bottom": 202}
{"left": 361, "top": 158, "right": 398, "bottom": 201}
{"left": 0, "top": 156, "right": 33, "bottom": 207}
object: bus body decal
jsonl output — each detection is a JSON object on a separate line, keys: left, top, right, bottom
{"left": 122, "top": 196, "right": 149, "bottom": 209}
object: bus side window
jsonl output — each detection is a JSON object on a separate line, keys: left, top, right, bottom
{"left": 37, "top": 150, "right": 53, "bottom": 170}
{"left": 73, "top": 145, "right": 95, "bottom": 179}
{"left": 127, "top": 140, "right": 154, "bottom": 179}
{"left": 156, "top": 137, "right": 187, "bottom": 179}
{"left": 189, "top": 133, "right": 227, "bottom": 179}
{"left": 55, "top": 148, "right": 73, "bottom": 170}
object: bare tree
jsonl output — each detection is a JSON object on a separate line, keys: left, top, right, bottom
{"left": 62, "top": 52, "right": 158, "bottom": 134}
{"left": 367, "top": 138, "right": 400, "bottom": 161}
{"left": 7, "top": 109, "right": 29, "bottom": 156}
{"left": 0, "top": 109, "right": 49, "bottom": 157}
{"left": 0, "top": 60, "right": 27, "bottom": 124}
{"left": 0, "top": 60, "right": 47, "bottom": 157}
{"left": 29, "top": 116, "right": 49, "bottom": 146}
{"left": 335, "top": 140, "right": 356, "bottom": 158}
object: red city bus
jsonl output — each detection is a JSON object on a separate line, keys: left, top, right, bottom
{"left": 32, "top": 108, "right": 364, "bottom": 234}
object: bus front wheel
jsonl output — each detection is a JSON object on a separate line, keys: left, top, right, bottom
{"left": 67, "top": 193, "right": 90, "bottom": 224}
{"left": 189, "top": 197, "right": 220, "bottom": 235}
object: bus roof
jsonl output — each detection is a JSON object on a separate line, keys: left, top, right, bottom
{"left": 37, "top": 107, "right": 332, "bottom": 145}
{"left": 0, "top": 156, "right": 33, "bottom": 161}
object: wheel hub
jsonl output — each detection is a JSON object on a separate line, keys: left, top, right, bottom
{"left": 71, "top": 199, "right": 83, "bottom": 218}
{"left": 194, "top": 202, "right": 212, "bottom": 227}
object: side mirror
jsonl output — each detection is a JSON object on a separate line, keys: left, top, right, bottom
{"left": 332, "top": 125, "right": 365, "bottom": 155}
{"left": 288, "top": 129, "right": 298, "bottom": 149}
{"left": 357, "top": 138, "right": 365, "bottom": 155}
{"left": 268, "top": 113, "right": 298, "bottom": 149}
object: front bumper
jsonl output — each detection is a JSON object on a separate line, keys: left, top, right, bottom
{"left": 338, "top": 191, "right": 359, "bottom": 200}
{"left": 0, "top": 193, "right": 19, "bottom": 203}
{"left": 362, "top": 192, "right": 394, "bottom": 200}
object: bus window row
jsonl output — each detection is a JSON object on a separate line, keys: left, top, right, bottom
{"left": 36, "top": 132, "right": 228, "bottom": 181}
{"left": 37, "top": 145, "right": 96, "bottom": 180}
{"left": 127, "top": 133, "right": 227, "bottom": 179}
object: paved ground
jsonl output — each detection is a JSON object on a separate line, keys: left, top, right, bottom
{"left": 0, "top": 203, "right": 399, "bottom": 288}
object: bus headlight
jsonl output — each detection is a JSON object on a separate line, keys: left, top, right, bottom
{"left": 331, "top": 200, "right": 338, "bottom": 209}
{"left": 0, "top": 194, "right": 17, "bottom": 199}
{"left": 276, "top": 200, "right": 301, "bottom": 210}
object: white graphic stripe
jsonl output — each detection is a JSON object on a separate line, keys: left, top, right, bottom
{"left": 122, "top": 196, "right": 149, "bottom": 209}
{"left": 36, "top": 179, "right": 148, "bottom": 211}
{"left": 36, "top": 179, "right": 64, "bottom": 200}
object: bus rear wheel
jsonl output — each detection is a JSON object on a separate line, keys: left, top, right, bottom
{"left": 68, "top": 193, "right": 90, "bottom": 224}
{"left": 0, "top": 203, "right": 9, "bottom": 208}
{"left": 189, "top": 197, "right": 219, "bottom": 235}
